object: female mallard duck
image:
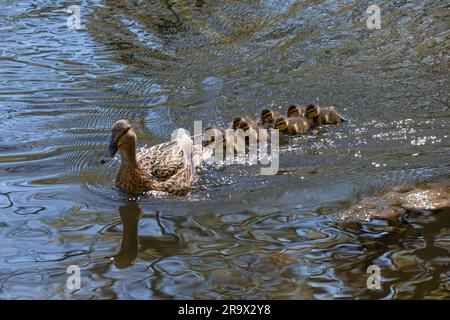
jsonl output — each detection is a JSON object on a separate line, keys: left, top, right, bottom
{"left": 274, "top": 115, "right": 310, "bottom": 135}
{"left": 287, "top": 104, "right": 304, "bottom": 118}
{"left": 101, "top": 119, "right": 200, "bottom": 196}
{"left": 260, "top": 108, "right": 281, "bottom": 129}
{"left": 305, "top": 104, "right": 346, "bottom": 126}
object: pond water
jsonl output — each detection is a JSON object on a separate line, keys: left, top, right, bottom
{"left": 0, "top": 0, "right": 448, "bottom": 299}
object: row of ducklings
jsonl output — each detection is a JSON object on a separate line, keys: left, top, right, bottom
{"left": 204, "top": 103, "right": 346, "bottom": 149}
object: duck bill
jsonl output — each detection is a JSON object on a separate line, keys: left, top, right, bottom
{"left": 100, "top": 136, "right": 118, "bottom": 164}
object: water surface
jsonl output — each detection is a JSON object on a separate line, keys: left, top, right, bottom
{"left": 0, "top": 0, "right": 449, "bottom": 299}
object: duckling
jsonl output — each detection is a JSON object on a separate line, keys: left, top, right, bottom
{"left": 101, "top": 119, "right": 200, "bottom": 196}
{"left": 203, "top": 126, "right": 226, "bottom": 148}
{"left": 203, "top": 126, "right": 244, "bottom": 155}
{"left": 260, "top": 108, "right": 281, "bottom": 129}
{"left": 230, "top": 116, "right": 258, "bottom": 130}
{"left": 203, "top": 126, "right": 231, "bottom": 155}
{"left": 287, "top": 104, "right": 304, "bottom": 118}
{"left": 233, "top": 116, "right": 269, "bottom": 144}
{"left": 305, "top": 104, "right": 346, "bottom": 126}
{"left": 274, "top": 115, "right": 310, "bottom": 135}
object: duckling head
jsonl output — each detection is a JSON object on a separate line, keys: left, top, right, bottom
{"left": 305, "top": 104, "right": 320, "bottom": 119}
{"left": 287, "top": 104, "right": 303, "bottom": 118}
{"left": 101, "top": 119, "right": 136, "bottom": 163}
{"left": 231, "top": 117, "right": 243, "bottom": 130}
{"left": 274, "top": 116, "right": 288, "bottom": 132}
{"left": 239, "top": 119, "right": 252, "bottom": 132}
{"left": 203, "top": 126, "right": 226, "bottom": 147}
{"left": 261, "top": 109, "right": 275, "bottom": 129}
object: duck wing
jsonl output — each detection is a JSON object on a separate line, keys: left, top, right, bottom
{"left": 137, "top": 140, "right": 188, "bottom": 181}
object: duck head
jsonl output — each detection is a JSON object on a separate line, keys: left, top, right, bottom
{"left": 305, "top": 104, "right": 320, "bottom": 119}
{"left": 101, "top": 119, "right": 136, "bottom": 164}
{"left": 287, "top": 104, "right": 303, "bottom": 118}
{"left": 239, "top": 119, "right": 252, "bottom": 132}
{"left": 231, "top": 117, "right": 243, "bottom": 130}
{"left": 261, "top": 109, "right": 275, "bottom": 129}
{"left": 203, "top": 126, "right": 226, "bottom": 147}
{"left": 274, "top": 116, "right": 288, "bottom": 132}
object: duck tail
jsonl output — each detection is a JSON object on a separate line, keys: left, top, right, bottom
{"left": 173, "top": 128, "right": 195, "bottom": 169}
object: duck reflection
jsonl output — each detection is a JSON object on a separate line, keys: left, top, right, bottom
{"left": 113, "top": 201, "right": 143, "bottom": 269}
{"left": 112, "top": 201, "right": 177, "bottom": 269}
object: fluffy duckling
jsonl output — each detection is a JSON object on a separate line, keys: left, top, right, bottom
{"left": 287, "top": 104, "right": 304, "bottom": 118}
{"left": 202, "top": 126, "right": 228, "bottom": 158}
{"left": 101, "top": 119, "right": 199, "bottom": 196}
{"left": 260, "top": 108, "right": 281, "bottom": 129}
{"left": 233, "top": 116, "right": 269, "bottom": 143}
{"left": 230, "top": 116, "right": 258, "bottom": 130}
{"left": 203, "top": 126, "right": 226, "bottom": 148}
{"left": 203, "top": 126, "right": 245, "bottom": 155}
{"left": 305, "top": 104, "right": 346, "bottom": 126}
{"left": 274, "top": 115, "right": 310, "bottom": 135}
{"left": 203, "top": 126, "right": 234, "bottom": 154}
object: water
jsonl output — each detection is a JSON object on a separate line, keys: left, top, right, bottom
{"left": 0, "top": 0, "right": 449, "bottom": 299}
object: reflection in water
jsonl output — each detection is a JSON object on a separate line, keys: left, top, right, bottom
{"left": 337, "top": 183, "right": 450, "bottom": 223}
{"left": 113, "top": 202, "right": 174, "bottom": 269}
{"left": 0, "top": 0, "right": 448, "bottom": 299}
{"left": 113, "top": 201, "right": 143, "bottom": 269}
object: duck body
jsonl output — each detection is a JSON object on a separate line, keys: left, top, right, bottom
{"left": 103, "top": 119, "right": 198, "bottom": 196}
{"left": 319, "top": 107, "right": 346, "bottom": 125}
{"left": 116, "top": 141, "right": 195, "bottom": 196}
{"left": 305, "top": 104, "right": 346, "bottom": 126}
{"left": 274, "top": 115, "right": 310, "bottom": 135}
{"left": 203, "top": 125, "right": 250, "bottom": 156}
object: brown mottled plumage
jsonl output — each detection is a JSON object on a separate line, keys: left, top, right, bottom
{"left": 305, "top": 104, "right": 346, "bottom": 126}
{"left": 274, "top": 115, "right": 310, "bottom": 135}
{"left": 101, "top": 119, "right": 198, "bottom": 196}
